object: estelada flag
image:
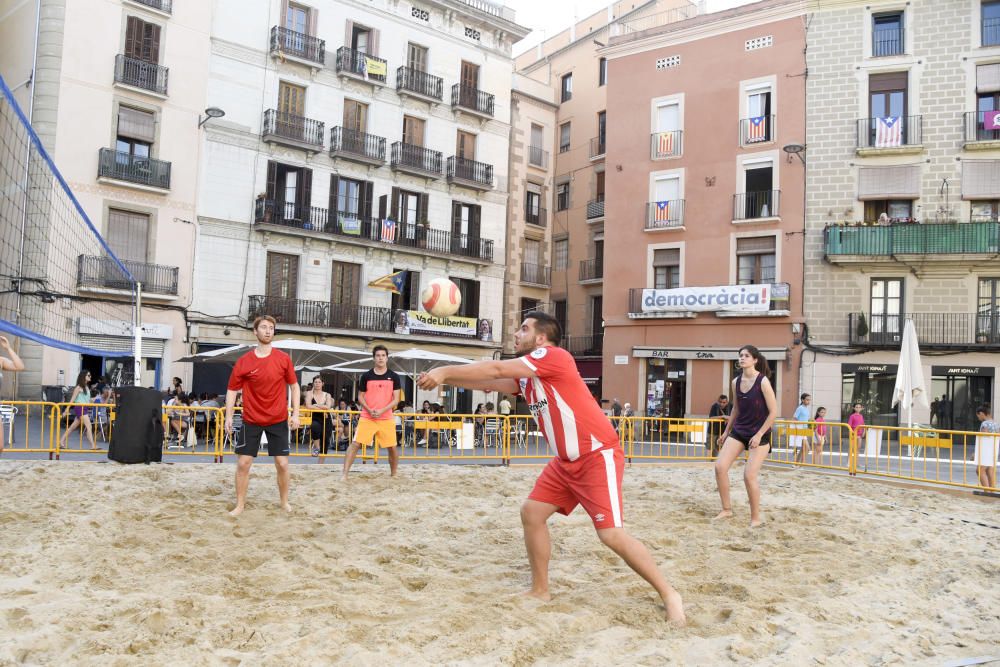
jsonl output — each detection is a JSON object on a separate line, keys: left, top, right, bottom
{"left": 368, "top": 270, "right": 407, "bottom": 294}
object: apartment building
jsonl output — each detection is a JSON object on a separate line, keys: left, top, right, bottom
{"left": 803, "top": 0, "right": 1000, "bottom": 431}
{"left": 599, "top": 0, "right": 807, "bottom": 418}
{"left": 0, "top": 0, "right": 210, "bottom": 396}
{"left": 191, "top": 0, "right": 528, "bottom": 410}
{"left": 515, "top": 0, "right": 695, "bottom": 398}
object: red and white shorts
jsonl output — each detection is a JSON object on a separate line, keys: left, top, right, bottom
{"left": 528, "top": 447, "right": 624, "bottom": 529}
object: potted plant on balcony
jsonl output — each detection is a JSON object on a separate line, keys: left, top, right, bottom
{"left": 855, "top": 312, "right": 869, "bottom": 339}
{"left": 416, "top": 217, "right": 430, "bottom": 248}
{"left": 255, "top": 193, "right": 271, "bottom": 223}
{"left": 976, "top": 329, "right": 989, "bottom": 344}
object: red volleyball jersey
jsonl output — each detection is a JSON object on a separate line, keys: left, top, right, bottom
{"left": 227, "top": 347, "right": 297, "bottom": 425}
{"left": 517, "top": 345, "right": 619, "bottom": 461}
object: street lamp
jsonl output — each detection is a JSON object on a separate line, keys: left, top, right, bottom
{"left": 198, "top": 107, "right": 226, "bottom": 128}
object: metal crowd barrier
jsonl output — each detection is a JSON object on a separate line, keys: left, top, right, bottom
{"left": 0, "top": 400, "right": 59, "bottom": 456}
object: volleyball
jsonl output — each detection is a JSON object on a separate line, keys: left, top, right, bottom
{"left": 421, "top": 278, "right": 462, "bottom": 318}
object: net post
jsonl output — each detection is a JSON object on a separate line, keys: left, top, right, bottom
{"left": 133, "top": 284, "right": 142, "bottom": 387}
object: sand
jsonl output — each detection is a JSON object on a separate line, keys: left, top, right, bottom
{"left": 0, "top": 460, "right": 998, "bottom": 666}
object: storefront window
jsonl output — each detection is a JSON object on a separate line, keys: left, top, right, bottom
{"left": 646, "top": 359, "right": 686, "bottom": 418}
{"left": 841, "top": 364, "right": 898, "bottom": 427}
{"left": 930, "top": 366, "right": 994, "bottom": 433}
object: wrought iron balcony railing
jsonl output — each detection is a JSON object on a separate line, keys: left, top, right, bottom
{"left": 872, "top": 25, "right": 904, "bottom": 56}
{"left": 335, "top": 47, "right": 387, "bottom": 83}
{"left": 824, "top": 222, "right": 1000, "bottom": 256}
{"left": 563, "top": 333, "right": 603, "bottom": 357}
{"left": 525, "top": 205, "right": 546, "bottom": 227}
{"left": 520, "top": 263, "right": 551, "bottom": 285}
{"left": 396, "top": 66, "right": 443, "bottom": 100}
{"left": 253, "top": 200, "right": 494, "bottom": 261}
{"left": 114, "top": 54, "right": 168, "bottom": 95}
{"left": 451, "top": 84, "right": 494, "bottom": 116}
{"left": 262, "top": 109, "right": 324, "bottom": 149}
{"left": 97, "top": 148, "right": 171, "bottom": 190}
{"left": 446, "top": 156, "right": 493, "bottom": 189}
{"left": 586, "top": 198, "right": 605, "bottom": 220}
{"left": 269, "top": 26, "right": 325, "bottom": 65}
{"left": 330, "top": 126, "right": 386, "bottom": 164}
{"left": 77, "top": 255, "right": 178, "bottom": 295}
{"left": 579, "top": 258, "right": 603, "bottom": 282}
{"left": 589, "top": 136, "right": 606, "bottom": 158}
{"left": 391, "top": 142, "right": 443, "bottom": 176}
{"left": 733, "top": 190, "right": 780, "bottom": 220}
{"left": 650, "top": 130, "right": 682, "bottom": 158}
{"left": 857, "top": 115, "right": 922, "bottom": 148}
{"left": 129, "top": 0, "right": 171, "bottom": 13}
{"left": 740, "top": 115, "right": 775, "bottom": 145}
{"left": 963, "top": 111, "right": 1000, "bottom": 143}
{"left": 528, "top": 145, "right": 548, "bottom": 167}
{"left": 848, "top": 312, "right": 1000, "bottom": 349}
{"left": 645, "top": 199, "right": 684, "bottom": 229}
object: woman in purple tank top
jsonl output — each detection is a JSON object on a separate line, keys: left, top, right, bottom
{"left": 714, "top": 345, "right": 778, "bottom": 527}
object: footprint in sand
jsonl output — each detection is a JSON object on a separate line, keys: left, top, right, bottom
{"left": 402, "top": 577, "right": 429, "bottom": 591}
{"left": 692, "top": 582, "right": 750, "bottom": 601}
{"left": 721, "top": 543, "right": 753, "bottom": 552}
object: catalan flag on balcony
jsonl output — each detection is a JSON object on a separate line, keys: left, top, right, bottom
{"left": 657, "top": 131, "right": 674, "bottom": 156}
{"left": 380, "top": 218, "right": 397, "bottom": 243}
{"left": 654, "top": 200, "right": 671, "bottom": 222}
{"left": 874, "top": 116, "right": 902, "bottom": 147}
{"left": 365, "top": 57, "right": 386, "bottom": 78}
{"left": 368, "top": 270, "right": 407, "bottom": 294}
{"left": 747, "top": 115, "right": 767, "bottom": 143}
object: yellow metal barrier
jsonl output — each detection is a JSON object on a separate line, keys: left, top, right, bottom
{"left": 766, "top": 419, "right": 854, "bottom": 474}
{"left": 0, "top": 400, "right": 60, "bottom": 456}
{"left": 397, "top": 413, "right": 508, "bottom": 462}
{"left": 627, "top": 417, "right": 723, "bottom": 461}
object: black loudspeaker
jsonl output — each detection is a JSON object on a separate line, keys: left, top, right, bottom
{"left": 108, "top": 386, "right": 165, "bottom": 464}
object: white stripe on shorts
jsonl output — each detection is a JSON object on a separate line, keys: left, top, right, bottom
{"left": 600, "top": 448, "right": 622, "bottom": 528}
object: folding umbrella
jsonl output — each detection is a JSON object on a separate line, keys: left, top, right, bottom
{"left": 892, "top": 319, "right": 929, "bottom": 449}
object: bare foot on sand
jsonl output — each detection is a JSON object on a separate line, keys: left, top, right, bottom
{"left": 520, "top": 589, "right": 551, "bottom": 603}
{"left": 713, "top": 509, "right": 733, "bottom": 521}
{"left": 228, "top": 505, "right": 245, "bottom": 517}
{"left": 750, "top": 517, "right": 765, "bottom": 528}
{"left": 281, "top": 503, "right": 292, "bottom": 512}
{"left": 664, "top": 590, "right": 686, "bottom": 627}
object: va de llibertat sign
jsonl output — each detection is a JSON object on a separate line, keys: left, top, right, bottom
{"left": 641, "top": 284, "right": 772, "bottom": 313}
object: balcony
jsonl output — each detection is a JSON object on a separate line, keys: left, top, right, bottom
{"left": 114, "top": 54, "right": 168, "bottom": 96}
{"left": 525, "top": 205, "right": 547, "bottom": 227}
{"left": 447, "top": 156, "right": 493, "bottom": 191}
{"left": 579, "top": 258, "right": 603, "bottom": 283}
{"left": 740, "top": 115, "right": 775, "bottom": 145}
{"left": 329, "top": 127, "right": 386, "bottom": 166}
{"left": 77, "top": 255, "right": 178, "bottom": 296}
{"left": 872, "top": 26, "right": 904, "bottom": 57}
{"left": 262, "top": 109, "right": 324, "bottom": 152}
{"left": 97, "top": 148, "right": 171, "bottom": 191}
{"left": 586, "top": 198, "right": 605, "bottom": 221}
{"left": 451, "top": 84, "right": 494, "bottom": 118}
{"left": 563, "top": 334, "right": 603, "bottom": 357}
{"left": 335, "top": 47, "right": 387, "bottom": 84}
{"left": 848, "top": 312, "right": 1000, "bottom": 349}
{"left": 528, "top": 145, "right": 548, "bottom": 168}
{"left": 269, "top": 26, "right": 325, "bottom": 66}
{"left": 396, "top": 66, "right": 443, "bottom": 102}
{"left": 733, "top": 190, "right": 780, "bottom": 221}
{"left": 650, "top": 130, "right": 682, "bottom": 159}
{"left": 824, "top": 222, "right": 1000, "bottom": 262}
{"left": 645, "top": 199, "right": 684, "bottom": 230}
{"left": 520, "top": 263, "right": 551, "bottom": 286}
{"left": 856, "top": 115, "right": 922, "bottom": 151}
{"left": 391, "top": 142, "right": 443, "bottom": 178}
{"left": 589, "top": 136, "right": 606, "bottom": 159}
{"left": 253, "top": 200, "right": 494, "bottom": 262}
{"left": 127, "top": 0, "right": 171, "bottom": 13}
{"left": 962, "top": 111, "right": 1000, "bottom": 146}
{"left": 986, "top": 16, "right": 1000, "bottom": 46}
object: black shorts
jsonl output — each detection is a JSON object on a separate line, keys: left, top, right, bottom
{"left": 729, "top": 430, "right": 771, "bottom": 451}
{"left": 237, "top": 420, "right": 290, "bottom": 457}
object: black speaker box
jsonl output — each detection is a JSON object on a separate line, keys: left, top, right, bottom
{"left": 108, "top": 386, "right": 165, "bottom": 464}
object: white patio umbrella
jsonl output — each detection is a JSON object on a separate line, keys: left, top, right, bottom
{"left": 323, "top": 347, "right": 476, "bottom": 407}
{"left": 176, "top": 339, "right": 367, "bottom": 368}
{"left": 892, "top": 319, "right": 929, "bottom": 442}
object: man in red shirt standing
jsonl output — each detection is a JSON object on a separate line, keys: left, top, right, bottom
{"left": 224, "top": 315, "right": 300, "bottom": 516}
{"left": 417, "top": 311, "right": 685, "bottom": 624}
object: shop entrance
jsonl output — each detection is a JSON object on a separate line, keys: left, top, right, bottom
{"left": 646, "top": 358, "right": 686, "bottom": 418}
{"left": 930, "top": 366, "right": 994, "bottom": 433}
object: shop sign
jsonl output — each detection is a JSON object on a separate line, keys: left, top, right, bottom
{"left": 931, "top": 366, "right": 995, "bottom": 377}
{"left": 841, "top": 364, "right": 898, "bottom": 374}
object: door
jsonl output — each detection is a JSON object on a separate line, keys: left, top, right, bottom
{"left": 870, "top": 278, "right": 903, "bottom": 344}
{"left": 595, "top": 171, "right": 605, "bottom": 202}
{"left": 124, "top": 17, "right": 161, "bottom": 64}
{"left": 747, "top": 90, "right": 771, "bottom": 141}
{"left": 330, "top": 261, "right": 361, "bottom": 328}
{"left": 402, "top": 115, "right": 425, "bottom": 147}
{"left": 869, "top": 72, "right": 908, "bottom": 144}
{"left": 597, "top": 111, "right": 606, "bottom": 152}
{"left": 594, "top": 239, "right": 604, "bottom": 277}
{"left": 460, "top": 61, "right": 479, "bottom": 107}
{"left": 285, "top": 3, "right": 308, "bottom": 33}
{"left": 407, "top": 43, "right": 427, "bottom": 72}
{"left": 591, "top": 295, "right": 603, "bottom": 336}
{"left": 278, "top": 82, "right": 306, "bottom": 139}
{"left": 342, "top": 99, "right": 368, "bottom": 152}
{"left": 456, "top": 131, "right": 476, "bottom": 160}
{"left": 744, "top": 165, "right": 774, "bottom": 217}
{"left": 266, "top": 252, "right": 299, "bottom": 323}
{"left": 451, "top": 202, "right": 481, "bottom": 255}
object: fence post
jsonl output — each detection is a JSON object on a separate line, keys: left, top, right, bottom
{"left": 848, "top": 427, "right": 858, "bottom": 476}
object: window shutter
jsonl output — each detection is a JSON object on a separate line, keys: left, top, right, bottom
{"left": 361, "top": 181, "right": 374, "bottom": 219}
{"left": 858, "top": 165, "right": 920, "bottom": 199}
{"left": 146, "top": 22, "right": 161, "bottom": 64}
{"left": 736, "top": 236, "right": 776, "bottom": 254}
{"left": 869, "top": 71, "right": 907, "bottom": 92}
{"left": 378, "top": 194, "right": 387, "bottom": 221}
{"left": 419, "top": 193, "right": 429, "bottom": 223}
{"left": 117, "top": 107, "right": 155, "bottom": 142}
{"left": 408, "top": 270, "right": 421, "bottom": 307}
{"left": 977, "top": 64, "right": 1000, "bottom": 94}
{"left": 300, "top": 168, "right": 313, "bottom": 223}
{"left": 469, "top": 280, "right": 480, "bottom": 317}
{"left": 344, "top": 20, "right": 354, "bottom": 50}
{"left": 287, "top": 255, "right": 299, "bottom": 299}
{"left": 108, "top": 209, "right": 149, "bottom": 262}
{"left": 470, "top": 205, "right": 481, "bottom": 242}
{"left": 652, "top": 248, "right": 680, "bottom": 265}
{"left": 451, "top": 201, "right": 462, "bottom": 236}
{"left": 266, "top": 161, "right": 278, "bottom": 200}
{"left": 962, "top": 160, "right": 1000, "bottom": 199}
{"left": 329, "top": 174, "right": 340, "bottom": 214}
{"left": 370, "top": 28, "right": 380, "bottom": 56}
{"left": 124, "top": 17, "right": 141, "bottom": 59}
{"left": 390, "top": 187, "right": 400, "bottom": 219}
{"left": 347, "top": 263, "right": 361, "bottom": 304}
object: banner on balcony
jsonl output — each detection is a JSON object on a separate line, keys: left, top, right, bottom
{"left": 339, "top": 214, "right": 361, "bottom": 235}
{"left": 986, "top": 110, "right": 1000, "bottom": 131}
{"left": 641, "top": 284, "right": 771, "bottom": 313}
{"left": 393, "top": 309, "right": 476, "bottom": 337}
{"left": 365, "top": 57, "right": 386, "bottom": 78}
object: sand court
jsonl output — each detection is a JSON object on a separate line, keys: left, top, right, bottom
{"left": 0, "top": 460, "right": 998, "bottom": 665}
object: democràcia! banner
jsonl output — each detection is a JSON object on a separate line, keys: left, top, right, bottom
{"left": 641, "top": 284, "right": 771, "bottom": 313}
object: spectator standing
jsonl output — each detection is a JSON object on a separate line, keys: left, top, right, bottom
{"left": 974, "top": 404, "right": 998, "bottom": 490}
{"left": 812, "top": 407, "right": 827, "bottom": 465}
{"left": 499, "top": 396, "right": 512, "bottom": 416}
{"left": 304, "top": 376, "right": 334, "bottom": 456}
{"left": 792, "top": 393, "right": 812, "bottom": 463}
{"left": 847, "top": 402, "right": 865, "bottom": 440}
{"left": 0, "top": 336, "right": 26, "bottom": 453}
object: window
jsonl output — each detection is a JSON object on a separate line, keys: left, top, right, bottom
{"left": 561, "top": 73, "right": 573, "bottom": 102}
{"left": 451, "top": 201, "right": 481, "bottom": 254}
{"left": 971, "top": 200, "right": 999, "bottom": 222}
{"left": 285, "top": 2, "right": 309, "bottom": 34}
{"left": 977, "top": 66, "right": 1000, "bottom": 141}
{"left": 554, "top": 239, "right": 568, "bottom": 270}
{"left": 554, "top": 299, "right": 567, "bottom": 334}
{"left": 530, "top": 124, "right": 544, "bottom": 154}
{"left": 524, "top": 239, "right": 540, "bottom": 267}
{"left": 116, "top": 107, "right": 154, "bottom": 159}
{"left": 351, "top": 23, "right": 372, "bottom": 53}
{"left": 870, "top": 278, "right": 903, "bottom": 341}
{"left": 740, "top": 163, "right": 775, "bottom": 219}
{"left": 653, "top": 248, "right": 680, "bottom": 289}
{"left": 598, "top": 57, "right": 607, "bottom": 86}
{"left": 556, "top": 182, "right": 570, "bottom": 211}
{"left": 330, "top": 261, "right": 361, "bottom": 305}
{"left": 744, "top": 88, "right": 772, "bottom": 144}
{"left": 336, "top": 177, "right": 364, "bottom": 217}
{"left": 391, "top": 269, "right": 421, "bottom": 312}
{"left": 266, "top": 252, "right": 299, "bottom": 300}
{"left": 343, "top": 99, "right": 368, "bottom": 133}
{"left": 278, "top": 81, "right": 305, "bottom": 116}
{"left": 985, "top": 1, "right": 1000, "bottom": 46}
{"left": 595, "top": 171, "right": 605, "bottom": 202}
{"left": 124, "top": 16, "right": 161, "bottom": 64}
{"left": 460, "top": 60, "right": 480, "bottom": 90}
{"left": 456, "top": 130, "right": 476, "bottom": 160}
{"left": 651, "top": 176, "right": 680, "bottom": 227}
{"left": 265, "top": 161, "right": 312, "bottom": 223}
{"left": 978, "top": 278, "right": 1000, "bottom": 342}
{"left": 559, "top": 122, "right": 571, "bottom": 153}
{"left": 407, "top": 42, "right": 428, "bottom": 72}
{"left": 107, "top": 209, "right": 149, "bottom": 262}
{"left": 397, "top": 189, "right": 422, "bottom": 224}
{"left": 653, "top": 102, "right": 680, "bottom": 158}
{"left": 590, "top": 295, "right": 602, "bottom": 335}
{"left": 864, "top": 200, "right": 913, "bottom": 224}
{"left": 872, "top": 11, "right": 903, "bottom": 57}
{"left": 450, "top": 277, "right": 480, "bottom": 318}
{"left": 736, "top": 236, "right": 776, "bottom": 285}
{"left": 402, "top": 115, "right": 425, "bottom": 146}
{"left": 525, "top": 191, "right": 542, "bottom": 225}
{"left": 597, "top": 111, "right": 606, "bottom": 152}
{"left": 868, "top": 71, "right": 908, "bottom": 146}
{"left": 521, "top": 298, "right": 541, "bottom": 317}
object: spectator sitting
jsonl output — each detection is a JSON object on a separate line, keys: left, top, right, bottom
{"left": 166, "top": 393, "right": 192, "bottom": 448}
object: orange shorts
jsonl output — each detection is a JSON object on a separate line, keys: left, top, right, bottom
{"left": 528, "top": 447, "right": 624, "bottom": 528}
{"left": 353, "top": 417, "right": 397, "bottom": 448}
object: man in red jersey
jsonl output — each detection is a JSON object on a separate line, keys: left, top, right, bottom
{"left": 417, "top": 311, "right": 684, "bottom": 624}
{"left": 224, "top": 316, "right": 301, "bottom": 517}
